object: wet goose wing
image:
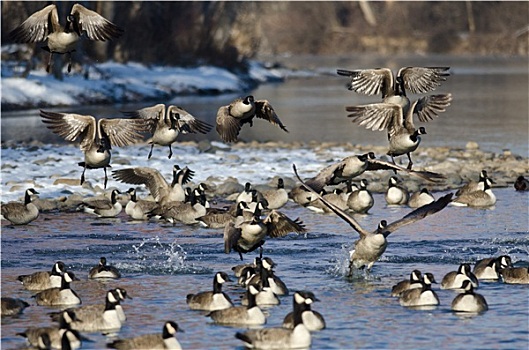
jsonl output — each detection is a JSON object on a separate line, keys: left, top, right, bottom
{"left": 9, "top": 5, "right": 58, "bottom": 42}
{"left": 40, "top": 111, "right": 96, "bottom": 152}
{"left": 254, "top": 100, "right": 288, "bottom": 132}
{"left": 71, "top": 3, "right": 124, "bottom": 41}
{"left": 216, "top": 105, "right": 241, "bottom": 142}
{"left": 397, "top": 67, "right": 450, "bottom": 94}
{"left": 337, "top": 68, "right": 394, "bottom": 97}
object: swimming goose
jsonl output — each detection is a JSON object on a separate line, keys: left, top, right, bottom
{"left": 40, "top": 110, "right": 148, "bottom": 188}
{"left": 241, "top": 263, "right": 280, "bottom": 307}
{"left": 88, "top": 257, "right": 121, "bottom": 279}
{"left": 261, "top": 178, "right": 289, "bottom": 210}
{"left": 346, "top": 95, "right": 451, "bottom": 170}
{"left": 254, "top": 257, "right": 289, "bottom": 296}
{"left": 197, "top": 201, "right": 248, "bottom": 229}
{"left": 9, "top": 3, "right": 123, "bottom": 73}
{"left": 408, "top": 188, "right": 435, "bottom": 208}
{"left": 385, "top": 176, "right": 409, "bottom": 205}
{"left": 473, "top": 255, "right": 512, "bottom": 280}
{"left": 1, "top": 297, "right": 30, "bottom": 316}
{"left": 452, "top": 178, "right": 496, "bottom": 207}
{"left": 294, "top": 164, "right": 452, "bottom": 273}
{"left": 451, "top": 280, "right": 488, "bottom": 313}
{"left": 499, "top": 266, "right": 529, "bottom": 284}
{"left": 112, "top": 164, "right": 194, "bottom": 205}
{"left": 441, "top": 263, "right": 479, "bottom": 290}
{"left": 347, "top": 179, "right": 374, "bottom": 213}
{"left": 282, "top": 290, "right": 325, "bottom": 331}
{"left": 155, "top": 189, "right": 208, "bottom": 225}
{"left": 399, "top": 273, "right": 439, "bottom": 307}
{"left": 514, "top": 175, "right": 529, "bottom": 191}
{"left": 81, "top": 189, "right": 122, "bottom": 218}
{"left": 17, "top": 261, "right": 66, "bottom": 291}
{"left": 18, "top": 309, "right": 82, "bottom": 350}
{"left": 224, "top": 210, "right": 307, "bottom": 260}
{"left": 216, "top": 95, "right": 288, "bottom": 143}
{"left": 455, "top": 170, "right": 492, "bottom": 196}
{"left": 123, "top": 188, "right": 159, "bottom": 220}
{"left": 391, "top": 269, "right": 423, "bottom": 297}
{"left": 208, "top": 284, "right": 267, "bottom": 326}
{"left": 232, "top": 257, "right": 259, "bottom": 278}
{"left": 235, "top": 291, "right": 312, "bottom": 350}
{"left": 34, "top": 271, "right": 81, "bottom": 306}
{"left": 1, "top": 188, "right": 40, "bottom": 225}
{"left": 186, "top": 272, "right": 234, "bottom": 311}
{"left": 122, "top": 104, "right": 212, "bottom": 159}
{"left": 108, "top": 321, "right": 183, "bottom": 350}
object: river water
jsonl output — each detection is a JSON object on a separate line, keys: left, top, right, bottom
{"left": 1, "top": 55, "right": 528, "bottom": 349}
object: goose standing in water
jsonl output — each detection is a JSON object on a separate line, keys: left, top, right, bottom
{"left": 123, "top": 188, "right": 159, "bottom": 221}
{"left": 122, "top": 104, "right": 212, "bottom": 159}
{"left": 1, "top": 188, "right": 40, "bottom": 225}
{"left": 456, "top": 170, "right": 493, "bottom": 196}
{"left": 261, "top": 178, "right": 289, "bottom": 210}
{"left": 452, "top": 178, "right": 496, "bottom": 207}
{"left": 17, "top": 261, "right": 66, "bottom": 291}
{"left": 294, "top": 164, "right": 452, "bottom": 274}
{"left": 186, "top": 272, "right": 234, "bottom": 311}
{"left": 9, "top": 3, "right": 123, "bottom": 73}
{"left": 385, "top": 176, "right": 409, "bottom": 205}
{"left": 451, "top": 280, "right": 488, "bottom": 313}
{"left": 34, "top": 271, "right": 81, "bottom": 306}
{"left": 216, "top": 95, "right": 288, "bottom": 143}
{"left": 347, "top": 179, "right": 374, "bottom": 214}
{"left": 109, "top": 321, "right": 183, "bottom": 350}
{"left": 81, "top": 189, "right": 123, "bottom": 218}
{"left": 40, "top": 110, "right": 149, "bottom": 188}
{"left": 408, "top": 188, "right": 435, "bottom": 208}
{"left": 282, "top": 291, "right": 325, "bottom": 331}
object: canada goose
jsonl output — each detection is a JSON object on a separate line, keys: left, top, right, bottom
{"left": 347, "top": 179, "right": 374, "bottom": 214}
{"left": 473, "top": 256, "right": 512, "bottom": 280}
{"left": 451, "top": 280, "right": 488, "bottom": 313}
{"left": 282, "top": 290, "right": 325, "bottom": 331}
{"left": 385, "top": 176, "right": 409, "bottom": 205}
{"left": 408, "top": 188, "right": 435, "bottom": 208}
{"left": 455, "top": 170, "right": 492, "bottom": 196}
{"left": 224, "top": 210, "right": 306, "bottom": 260}
{"left": 452, "top": 178, "right": 496, "bottom": 207}
{"left": 18, "top": 309, "right": 82, "bottom": 349}
{"left": 34, "top": 271, "right": 81, "bottom": 306}
{"left": 186, "top": 272, "right": 234, "bottom": 311}
{"left": 306, "top": 188, "right": 349, "bottom": 213}
{"left": 109, "top": 321, "right": 183, "bottom": 350}
{"left": 155, "top": 190, "right": 207, "bottom": 225}
{"left": 122, "top": 104, "right": 212, "bottom": 159}
{"left": 40, "top": 110, "right": 148, "bottom": 188}
{"left": 235, "top": 291, "right": 312, "bottom": 350}
{"left": 261, "top": 178, "right": 289, "bottom": 210}
{"left": 207, "top": 284, "right": 266, "bottom": 326}
{"left": 441, "top": 263, "right": 479, "bottom": 290}
{"left": 1, "top": 297, "right": 30, "bottom": 316}
{"left": 9, "top": 3, "right": 123, "bottom": 73}
{"left": 123, "top": 188, "right": 159, "bottom": 220}
{"left": 499, "top": 266, "right": 529, "bottom": 284}
{"left": 241, "top": 263, "right": 280, "bottom": 307}
{"left": 255, "top": 257, "right": 289, "bottom": 296}
{"left": 1, "top": 188, "right": 40, "bottom": 225}
{"left": 294, "top": 164, "right": 452, "bottom": 273}
{"left": 514, "top": 175, "right": 529, "bottom": 191}
{"left": 304, "top": 152, "right": 444, "bottom": 194}
{"left": 232, "top": 257, "right": 259, "bottom": 278}
{"left": 197, "top": 201, "right": 248, "bottom": 229}
{"left": 81, "top": 189, "right": 122, "bottom": 218}
{"left": 346, "top": 95, "right": 451, "bottom": 170}
{"left": 399, "top": 273, "right": 439, "bottom": 307}
{"left": 88, "top": 257, "right": 121, "bottom": 279}
{"left": 237, "top": 182, "right": 255, "bottom": 204}
{"left": 391, "top": 270, "right": 422, "bottom": 297}
{"left": 112, "top": 164, "right": 194, "bottom": 205}
{"left": 238, "top": 266, "right": 258, "bottom": 288}
{"left": 216, "top": 95, "right": 288, "bottom": 143}
{"left": 17, "top": 261, "right": 66, "bottom": 291}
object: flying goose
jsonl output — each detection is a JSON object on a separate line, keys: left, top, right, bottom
{"left": 9, "top": 3, "right": 123, "bottom": 73}
{"left": 17, "top": 309, "right": 82, "bottom": 349}
{"left": 474, "top": 255, "right": 512, "bottom": 280}
{"left": 385, "top": 176, "right": 409, "bottom": 205}
{"left": 224, "top": 210, "right": 307, "bottom": 260}
{"left": 216, "top": 95, "right": 288, "bottom": 143}
{"left": 235, "top": 291, "right": 312, "bottom": 350}
{"left": 345, "top": 95, "right": 451, "bottom": 170}
{"left": 186, "top": 272, "right": 234, "bottom": 311}
{"left": 34, "top": 271, "right": 81, "bottom": 306}
{"left": 282, "top": 290, "right": 325, "bottom": 331}
{"left": 499, "top": 266, "right": 529, "bottom": 284}
{"left": 514, "top": 175, "right": 529, "bottom": 191}
{"left": 88, "top": 257, "right": 121, "bottom": 279}
{"left": 391, "top": 269, "right": 423, "bottom": 297}
{"left": 1, "top": 188, "right": 40, "bottom": 225}
{"left": 112, "top": 164, "right": 194, "bottom": 205}
{"left": 207, "top": 283, "right": 267, "bottom": 326}
{"left": 408, "top": 188, "right": 435, "bottom": 208}
{"left": 294, "top": 164, "right": 452, "bottom": 273}
{"left": 451, "top": 280, "right": 488, "bottom": 313}
{"left": 347, "top": 179, "right": 374, "bottom": 214}
{"left": 399, "top": 273, "right": 439, "bottom": 307}
{"left": 260, "top": 178, "right": 289, "bottom": 210}
{"left": 1, "top": 297, "right": 30, "bottom": 316}
{"left": 108, "top": 321, "right": 183, "bottom": 350}
{"left": 122, "top": 104, "right": 212, "bottom": 159}
{"left": 452, "top": 178, "right": 496, "bottom": 207}
{"left": 40, "top": 110, "right": 148, "bottom": 188}
{"left": 123, "top": 188, "right": 159, "bottom": 220}
{"left": 456, "top": 170, "right": 492, "bottom": 196}
{"left": 81, "top": 189, "right": 122, "bottom": 218}
{"left": 17, "top": 261, "right": 66, "bottom": 291}
{"left": 441, "top": 263, "right": 479, "bottom": 290}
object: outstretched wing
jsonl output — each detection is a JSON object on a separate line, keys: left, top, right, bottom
{"left": 345, "top": 102, "right": 399, "bottom": 132}
{"left": 40, "top": 110, "right": 95, "bottom": 152}
{"left": 293, "top": 164, "right": 371, "bottom": 238}
{"left": 397, "top": 67, "right": 450, "bottom": 94}
{"left": 337, "top": 68, "right": 394, "bottom": 97}
{"left": 264, "top": 210, "right": 306, "bottom": 238}
{"left": 304, "top": 162, "right": 346, "bottom": 192}
{"left": 224, "top": 221, "right": 242, "bottom": 254}
{"left": 168, "top": 105, "right": 213, "bottom": 134}
{"left": 414, "top": 93, "right": 453, "bottom": 123}
{"left": 121, "top": 104, "right": 166, "bottom": 134}
{"left": 216, "top": 105, "right": 241, "bottom": 142}
{"left": 72, "top": 3, "right": 124, "bottom": 41}
{"left": 367, "top": 158, "right": 446, "bottom": 182}
{"left": 99, "top": 118, "right": 148, "bottom": 147}
{"left": 112, "top": 167, "right": 169, "bottom": 200}
{"left": 9, "top": 4, "right": 57, "bottom": 42}
{"left": 254, "top": 100, "right": 288, "bottom": 132}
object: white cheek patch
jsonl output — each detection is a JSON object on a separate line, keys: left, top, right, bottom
{"left": 305, "top": 298, "right": 314, "bottom": 305}
{"left": 249, "top": 285, "right": 259, "bottom": 295}
{"left": 108, "top": 292, "right": 118, "bottom": 303}
{"left": 166, "top": 323, "right": 177, "bottom": 335}
{"left": 294, "top": 293, "right": 305, "bottom": 304}
{"left": 217, "top": 274, "right": 226, "bottom": 284}
{"left": 64, "top": 273, "right": 73, "bottom": 283}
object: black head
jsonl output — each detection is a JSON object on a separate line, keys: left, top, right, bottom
{"left": 277, "top": 178, "right": 284, "bottom": 189}
{"left": 163, "top": 321, "right": 184, "bottom": 337}
{"left": 417, "top": 127, "right": 427, "bottom": 135}
{"left": 244, "top": 182, "right": 252, "bottom": 192}
{"left": 244, "top": 96, "right": 254, "bottom": 104}
{"left": 99, "top": 257, "right": 107, "bottom": 266}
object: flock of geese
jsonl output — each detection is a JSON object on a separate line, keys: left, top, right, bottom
{"left": 2, "top": 3, "right": 529, "bottom": 350}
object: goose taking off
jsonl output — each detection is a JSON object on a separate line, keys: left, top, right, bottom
{"left": 40, "top": 110, "right": 149, "bottom": 188}
{"left": 9, "top": 3, "right": 123, "bottom": 73}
